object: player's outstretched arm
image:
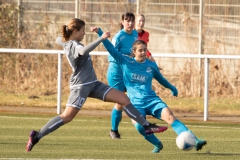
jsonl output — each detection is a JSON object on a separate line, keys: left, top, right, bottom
{"left": 154, "top": 68, "right": 178, "bottom": 97}
{"left": 77, "top": 37, "right": 105, "bottom": 56}
{"left": 90, "top": 27, "right": 123, "bottom": 63}
{"left": 90, "top": 26, "right": 99, "bottom": 33}
{"left": 76, "top": 27, "right": 109, "bottom": 56}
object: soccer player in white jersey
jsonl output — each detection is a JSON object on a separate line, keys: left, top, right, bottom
{"left": 92, "top": 27, "right": 207, "bottom": 153}
{"left": 25, "top": 18, "right": 168, "bottom": 152}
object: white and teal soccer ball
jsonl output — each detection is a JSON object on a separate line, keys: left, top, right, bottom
{"left": 176, "top": 131, "right": 196, "bottom": 151}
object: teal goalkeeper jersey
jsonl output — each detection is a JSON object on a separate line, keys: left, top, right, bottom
{"left": 108, "top": 29, "right": 138, "bottom": 63}
{"left": 101, "top": 36, "right": 177, "bottom": 105}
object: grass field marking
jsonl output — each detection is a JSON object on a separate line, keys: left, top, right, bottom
{"left": 0, "top": 115, "right": 117, "bottom": 124}
{"left": 0, "top": 158, "right": 116, "bottom": 160}
{"left": 0, "top": 115, "right": 52, "bottom": 120}
{"left": 185, "top": 125, "right": 240, "bottom": 130}
{"left": 1, "top": 115, "right": 240, "bottom": 130}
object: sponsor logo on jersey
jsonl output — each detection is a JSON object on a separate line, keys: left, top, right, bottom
{"left": 129, "top": 47, "right": 132, "bottom": 54}
{"left": 126, "top": 60, "right": 135, "bottom": 69}
{"left": 146, "top": 67, "right": 152, "bottom": 73}
{"left": 120, "top": 36, "right": 125, "bottom": 41}
{"left": 131, "top": 73, "right": 148, "bottom": 83}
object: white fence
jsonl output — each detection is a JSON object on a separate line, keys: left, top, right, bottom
{"left": 1, "top": 48, "right": 240, "bottom": 121}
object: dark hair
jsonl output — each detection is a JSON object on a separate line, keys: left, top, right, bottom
{"left": 131, "top": 40, "right": 147, "bottom": 57}
{"left": 61, "top": 18, "right": 85, "bottom": 41}
{"left": 132, "top": 40, "right": 147, "bottom": 51}
{"left": 120, "top": 12, "right": 135, "bottom": 29}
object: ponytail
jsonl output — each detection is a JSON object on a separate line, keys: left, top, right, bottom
{"left": 61, "top": 18, "right": 85, "bottom": 41}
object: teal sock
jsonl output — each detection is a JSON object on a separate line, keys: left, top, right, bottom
{"left": 134, "top": 123, "right": 160, "bottom": 145}
{"left": 111, "top": 108, "right": 122, "bottom": 131}
{"left": 171, "top": 119, "right": 189, "bottom": 135}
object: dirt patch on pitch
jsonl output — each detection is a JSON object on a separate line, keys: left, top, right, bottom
{"left": 0, "top": 105, "right": 240, "bottom": 123}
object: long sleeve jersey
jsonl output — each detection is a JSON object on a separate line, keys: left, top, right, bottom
{"left": 108, "top": 29, "right": 138, "bottom": 63}
{"left": 56, "top": 35, "right": 104, "bottom": 88}
{"left": 98, "top": 30, "right": 177, "bottom": 105}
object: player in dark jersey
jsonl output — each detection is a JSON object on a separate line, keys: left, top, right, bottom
{"left": 25, "top": 18, "right": 168, "bottom": 152}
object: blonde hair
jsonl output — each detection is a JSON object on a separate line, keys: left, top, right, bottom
{"left": 136, "top": 13, "right": 145, "bottom": 19}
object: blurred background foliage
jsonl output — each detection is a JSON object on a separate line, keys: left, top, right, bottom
{"left": 0, "top": 0, "right": 239, "bottom": 102}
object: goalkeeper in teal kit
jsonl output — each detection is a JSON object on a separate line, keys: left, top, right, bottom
{"left": 91, "top": 27, "right": 207, "bottom": 153}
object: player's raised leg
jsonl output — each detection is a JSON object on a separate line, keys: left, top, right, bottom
{"left": 161, "top": 107, "right": 207, "bottom": 151}
{"left": 26, "top": 107, "right": 79, "bottom": 152}
{"left": 26, "top": 130, "right": 40, "bottom": 152}
{"left": 105, "top": 88, "right": 167, "bottom": 134}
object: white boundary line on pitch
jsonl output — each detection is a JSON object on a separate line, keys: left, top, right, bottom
{"left": 0, "top": 158, "right": 115, "bottom": 160}
{"left": 0, "top": 115, "right": 240, "bottom": 130}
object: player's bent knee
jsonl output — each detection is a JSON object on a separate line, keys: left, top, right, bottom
{"left": 131, "top": 119, "right": 137, "bottom": 124}
{"left": 115, "top": 103, "right": 124, "bottom": 110}
{"left": 105, "top": 89, "right": 130, "bottom": 105}
{"left": 115, "top": 95, "right": 131, "bottom": 106}
{"left": 162, "top": 111, "right": 176, "bottom": 124}
{"left": 60, "top": 116, "right": 74, "bottom": 124}
{"left": 121, "top": 95, "right": 131, "bottom": 105}
{"left": 168, "top": 114, "right": 176, "bottom": 124}
{"left": 61, "top": 117, "right": 72, "bottom": 124}
{"left": 60, "top": 113, "right": 76, "bottom": 124}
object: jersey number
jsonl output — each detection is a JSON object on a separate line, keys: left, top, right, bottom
{"left": 76, "top": 97, "right": 86, "bottom": 107}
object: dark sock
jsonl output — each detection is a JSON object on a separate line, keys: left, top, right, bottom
{"left": 123, "top": 103, "right": 150, "bottom": 126}
{"left": 38, "top": 116, "right": 64, "bottom": 139}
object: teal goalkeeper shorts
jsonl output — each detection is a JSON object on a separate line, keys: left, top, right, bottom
{"left": 133, "top": 98, "right": 168, "bottom": 119}
{"left": 107, "top": 62, "right": 126, "bottom": 92}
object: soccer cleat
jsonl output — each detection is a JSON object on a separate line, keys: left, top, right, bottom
{"left": 26, "top": 130, "right": 39, "bottom": 152}
{"left": 152, "top": 142, "right": 163, "bottom": 153}
{"left": 195, "top": 138, "right": 207, "bottom": 151}
{"left": 144, "top": 123, "right": 168, "bottom": 135}
{"left": 109, "top": 130, "right": 121, "bottom": 139}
